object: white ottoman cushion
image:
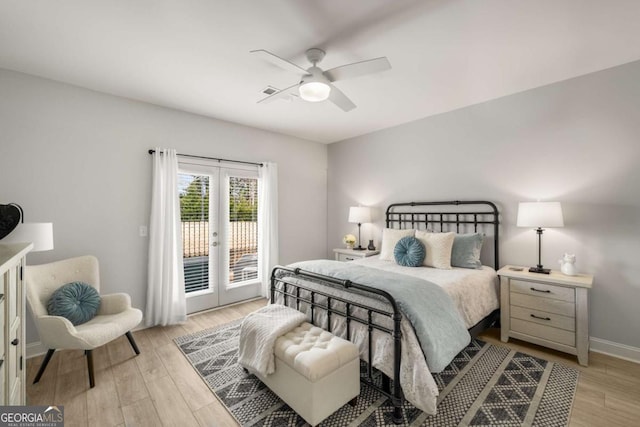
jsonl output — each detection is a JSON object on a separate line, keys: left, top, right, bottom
{"left": 275, "top": 322, "right": 359, "bottom": 382}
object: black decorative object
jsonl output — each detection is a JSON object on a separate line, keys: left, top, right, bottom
{"left": 367, "top": 240, "right": 376, "bottom": 251}
{"left": 0, "top": 203, "right": 23, "bottom": 240}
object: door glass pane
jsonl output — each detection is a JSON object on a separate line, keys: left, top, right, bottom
{"left": 179, "top": 173, "right": 210, "bottom": 293}
{"left": 228, "top": 176, "right": 258, "bottom": 284}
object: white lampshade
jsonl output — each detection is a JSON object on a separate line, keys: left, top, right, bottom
{"left": 299, "top": 81, "right": 331, "bottom": 102}
{"left": 517, "top": 202, "right": 564, "bottom": 228}
{"left": 348, "top": 207, "right": 371, "bottom": 224}
{"left": 2, "top": 222, "right": 54, "bottom": 252}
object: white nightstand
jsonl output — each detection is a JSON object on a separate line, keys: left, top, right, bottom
{"left": 498, "top": 265, "right": 594, "bottom": 366}
{"left": 333, "top": 248, "right": 380, "bottom": 262}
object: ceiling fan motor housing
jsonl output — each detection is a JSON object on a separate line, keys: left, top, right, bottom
{"left": 305, "top": 48, "right": 326, "bottom": 65}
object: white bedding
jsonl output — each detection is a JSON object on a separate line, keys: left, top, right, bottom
{"left": 351, "top": 256, "right": 499, "bottom": 328}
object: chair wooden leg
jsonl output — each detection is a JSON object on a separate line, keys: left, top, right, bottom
{"left": 33, "top": 349, "right": 55, "bottom": 384}
{"left": 85, "top": 350, "right": 95, "bottom": 388}
{"left": 125, "top": 331, "right": 140, "bottom": 355}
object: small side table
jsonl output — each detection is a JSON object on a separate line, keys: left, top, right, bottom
{"left": 498, "top": 265, "right": 593, "bottom": 366}
{"left": 333, "top": 248, "right": 379, "bottom": 262}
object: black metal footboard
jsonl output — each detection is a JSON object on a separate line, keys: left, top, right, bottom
{"left": 271, "top": 266, "right": 405, "bottom": 424}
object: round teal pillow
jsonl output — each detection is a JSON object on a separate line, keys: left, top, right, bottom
{"left": 47, "top": 282, "right": 101, "bottom": 326}
{"left": 393, "top": 236, "right": 426, "bottom": 267}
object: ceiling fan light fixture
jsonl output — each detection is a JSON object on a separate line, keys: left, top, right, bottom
{"left": 299, "top": 81, "right": 331, "bottom": 102}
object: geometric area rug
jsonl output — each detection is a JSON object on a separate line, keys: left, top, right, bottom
{"left": 175, "top": 319, "right": 579, "bottom": 427}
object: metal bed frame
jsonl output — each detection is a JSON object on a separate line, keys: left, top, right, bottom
{"left": 270, "top": 200, "right": 500, "bottom": 424}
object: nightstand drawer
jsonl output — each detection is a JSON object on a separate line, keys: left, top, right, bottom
{"left": 511, "top": 318, "right": 576, "bottom": 346}
{"left": 336, "top": 253, "right": 357, "bottom": 262}
{"left": 510, "top": 305, "right": 575, "bottom": 331}
{"left": 511, "top": 292, "right": 575, "bottom": 317}
{"left": 334, "top": 249, "right": 379, "bottom": 262}
{"left": 511, "top": 279, "right": 575, "bottom": 302}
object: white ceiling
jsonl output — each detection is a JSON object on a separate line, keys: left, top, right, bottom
{"left": 1, "top": 1, "right": 639, "bottom": 144}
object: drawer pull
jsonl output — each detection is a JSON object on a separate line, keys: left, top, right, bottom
{"left": 530, "top": 287, "right": 551, "bottom": 293}
{"left": 530, "top": 314, "right": 551, "bottom": 321}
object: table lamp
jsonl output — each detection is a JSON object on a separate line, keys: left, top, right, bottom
{"left": 517, "top": 201, "right": 563, "bottom": 274}
{"left": 348, "top": 207, "right": 371, "bottom": 251}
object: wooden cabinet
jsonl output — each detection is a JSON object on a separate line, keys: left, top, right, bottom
{"left": 333, "top": 248, "right": 379, "bottom": 262}
{"left": 498, "top": 265, "right": 593, "bottom": 366}
{"left": 0, "top": 243, "right": 31, "bottom": 405}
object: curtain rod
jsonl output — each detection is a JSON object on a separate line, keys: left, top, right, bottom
{"left": 147, "top": 149, "right": 263, "bottom": 167}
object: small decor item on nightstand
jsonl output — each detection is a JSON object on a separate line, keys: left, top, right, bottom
{"left": 343, "top": 234, "right": 356, "bottom": 249}
{"left": 367, "top": 240, "right": 376, "bottom": 251}
{"left": 559, "top": 253, "right": 577, "bottom": 276}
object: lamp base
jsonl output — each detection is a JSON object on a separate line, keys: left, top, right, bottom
{"left": 529, "top": 266, "right": 550, "bottom": 274}
{"left": 353, "top": 246, "right": 366, "bottom": 251}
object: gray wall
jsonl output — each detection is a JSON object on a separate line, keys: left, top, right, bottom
{"left": 328, "top": 60, "right": 640, "bottom": 349}
{"left": 0, "top": 69, "right": 328, "bottom": 344}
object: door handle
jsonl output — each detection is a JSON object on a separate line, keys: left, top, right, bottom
{"left": 11, "top": 338, "right": 19, "bottom": 346}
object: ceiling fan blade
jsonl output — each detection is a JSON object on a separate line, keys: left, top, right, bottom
{"left": 328, "top": 83, "right": 356, "bottom": 112}
{"left": 324, "top": 57, "right": 391, "bottom": 82}
{"left": 250, "top": 49, "right": 308, "bottom": 75}
{"left": 257, "top": 83, "right": 300, "bottom": 104}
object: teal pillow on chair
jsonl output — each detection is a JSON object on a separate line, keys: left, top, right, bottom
{"left": 47, "top": 282, "right": 101, "bottom": 326}
{"left": 393, "top": 236, "right": 426, "bottom": 267}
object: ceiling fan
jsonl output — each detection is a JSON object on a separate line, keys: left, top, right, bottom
{"left": 251, "top": 48, "right": 391, "bottom": 112}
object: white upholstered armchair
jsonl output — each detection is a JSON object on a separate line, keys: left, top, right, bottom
{"left": 25, "top": 255, "right": 143, "bottom": 388}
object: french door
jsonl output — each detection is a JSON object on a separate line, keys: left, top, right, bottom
{"left": 178, "top": 162, "right": 261, "bottom": 314}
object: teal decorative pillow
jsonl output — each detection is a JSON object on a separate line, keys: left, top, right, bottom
{"left": 47, "top": 282, "right": 101, "bottom": 326}
{"left": 451, "top": 233, "right": 484, "bottom": 269}
{"left": 394, "top": 236, "right": 426, "bottom": 267}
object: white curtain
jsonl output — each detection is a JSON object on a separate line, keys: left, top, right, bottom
{"left": 258, "top": 162, "right": 279, "bottom": 298}
{"left": 146, "top": 148, "right": 187, "bottom": 326}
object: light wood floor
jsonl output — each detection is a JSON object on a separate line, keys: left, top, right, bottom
{"left": 26, "top": 298, "right": 640, "bottom": 427}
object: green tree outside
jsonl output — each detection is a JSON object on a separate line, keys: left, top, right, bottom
{"left": 179, "top": 175, "right": 257, "bottom": 222}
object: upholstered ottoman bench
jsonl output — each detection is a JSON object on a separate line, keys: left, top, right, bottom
{"left": 249, "top": 322, "right": 360, "bottom": 426}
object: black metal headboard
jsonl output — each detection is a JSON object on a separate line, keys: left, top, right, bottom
{"left": 385, "top": 200, "right": 500, "bottom": 270}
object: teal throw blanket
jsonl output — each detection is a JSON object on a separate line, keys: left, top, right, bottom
{"left": 285, "top": 260, "right": 471, "bottom": 373}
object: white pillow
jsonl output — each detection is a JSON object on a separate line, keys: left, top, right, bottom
{"left": 415, "top": 230, "right": 455, "bottom": 269}
{"left": 379, "top": 228, "right": 415, "bottom": 261}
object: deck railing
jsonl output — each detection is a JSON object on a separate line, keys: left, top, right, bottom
{"left": 182, "top": 221, "right": 258, "bottom": 292}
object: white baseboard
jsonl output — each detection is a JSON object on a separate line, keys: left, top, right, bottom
{"left": 26, "top": 341, "right": 47, "bottom": 359}
{"left": 590, "top": 337, "right": 640, "bottom": 364}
